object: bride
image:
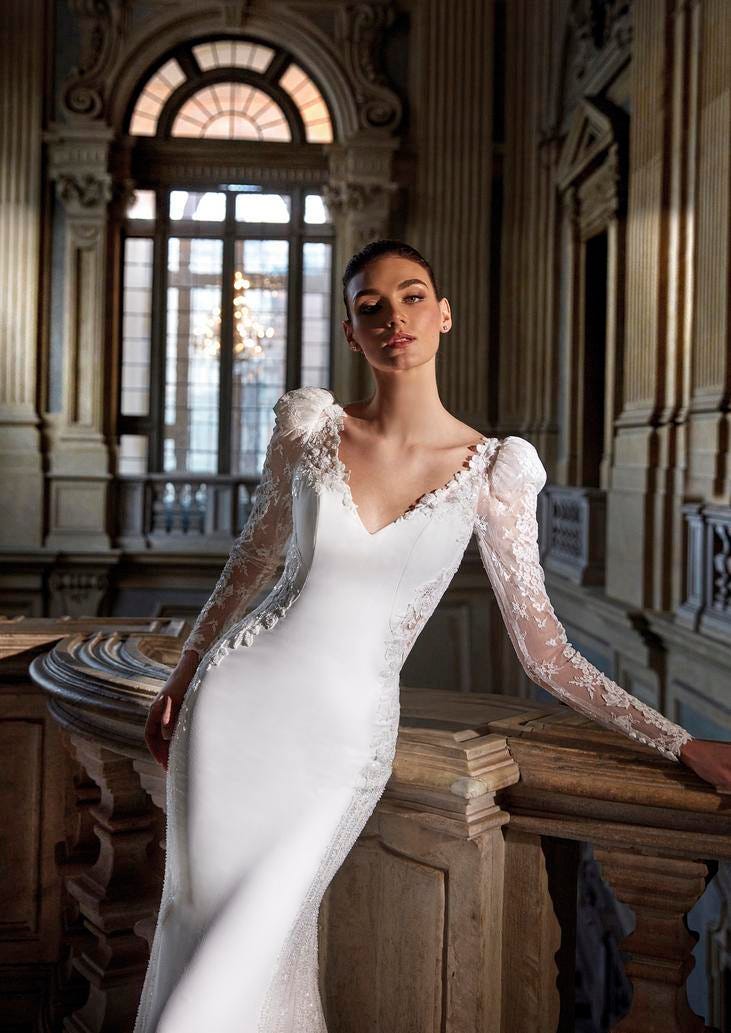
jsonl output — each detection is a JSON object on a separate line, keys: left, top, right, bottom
{"left": 136, "top": 239, "right": 729, "bottom": 1033}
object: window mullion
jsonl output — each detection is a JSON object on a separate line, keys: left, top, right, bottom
{"left": 218, "top": 194, "right": 236, "bottom": 475}
{"left": 287, "top": 188, "right": 304, "bottom": 390}
{"left": 150, "top": 187, "right": 169, "bottom": 472}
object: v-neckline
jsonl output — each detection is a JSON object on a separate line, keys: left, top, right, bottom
{"left": 325, "top": 401, "right": 491, "bottom": 538}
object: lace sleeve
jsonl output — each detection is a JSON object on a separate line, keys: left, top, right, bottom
{"left": 473, "top": 436, "right": 694, "bottom": 763}
{"left": 181, "top": 386, "right": 333, "bottom": 660}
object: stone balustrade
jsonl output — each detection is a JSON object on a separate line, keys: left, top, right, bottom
{"left": 2, "top": 618, "right": 728, "bottom": 1032}
{"left": 115, "top": 473, "right": 260, "bottom": 552}
{"left": 678, "top": 504, "right": 731, "bottom": 645}
{"left": 538, "top": 484, "right": 607, "bottom": 587}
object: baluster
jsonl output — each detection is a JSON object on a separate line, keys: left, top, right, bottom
{"left": 593, "top": 847, "right": 713, "bottom": 1033}
{"left": 61, "top": 736, "right": 159, "bottom": 1033}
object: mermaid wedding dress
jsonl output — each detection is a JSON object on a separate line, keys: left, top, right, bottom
{"left": 133, "top": 385, "right": 693, "bottom": 1033}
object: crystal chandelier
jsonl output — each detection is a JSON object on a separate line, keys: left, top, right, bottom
{"left": 194, "top": 271, "right": 278, "bottom": 363}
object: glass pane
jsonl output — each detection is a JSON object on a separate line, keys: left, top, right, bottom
{"left": 304, "top": 194, "right": 329, "bottom": 224}
{"left": 171, "top": 82, "right": 291, "bottom": 142}
{"left": 235, "top": 192, "right": 291, "bottom": 223}
{"left": 170, "top": 190, "right": 226, "bottom": 222}
{"left": 301, "top": 243, "right": 332, "bottom": 388}
{"left": 129, "top": 58, "right": 186, "bottom": 136}
{"left": 127, "top": 190, "right": 156, "bottom": 220}
{"left": 121, "top": 238, "right": 153, "bottom": 415}
{"left": 193, "top": 40, "right": 274, "bottom": 73}
{"left": 118, "top": 434, "right": 148, "bottom": 476}
{"left": 279, "top": 64, "right": 333, "bottom": 143}
{"left": 164, "top": 239, "right": 223, "bottom": 473}
{"left": 230, "top": 240, "right": 289, "bottom": 475}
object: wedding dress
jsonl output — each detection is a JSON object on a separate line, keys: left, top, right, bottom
{"left": 133, "top": 385, "right": 693, "bottom": 1033}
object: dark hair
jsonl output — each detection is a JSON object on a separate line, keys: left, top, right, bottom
{"left": 342, "top": 239, "right": 441, "bottom": 319}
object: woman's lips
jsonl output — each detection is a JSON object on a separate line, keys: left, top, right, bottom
{"left": 384, "top": 334, "right": 415, "bottom": 349}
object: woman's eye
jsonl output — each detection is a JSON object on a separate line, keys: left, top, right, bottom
{"left": 358, "top": 294, "right": 424, "bottom": 315}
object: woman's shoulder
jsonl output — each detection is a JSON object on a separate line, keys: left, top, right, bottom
{"left": 272, "top": 386, "right": 336, "bottom": 439}
{"left": 488, "top": 435, "right": 547, "bottom": 494}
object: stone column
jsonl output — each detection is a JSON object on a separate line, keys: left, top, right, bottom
{"left": 405, "top": 0, "right": 496, "bottom": 427}
{"left": 0, "top": 0, "right": 46, "bottom": 548}
{"left": 44, "top": 125, "right": 113, "bottom": 551}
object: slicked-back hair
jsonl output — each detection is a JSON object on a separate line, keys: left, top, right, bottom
{"left": 342, "top": 239, "right": 441, "bottom": 319}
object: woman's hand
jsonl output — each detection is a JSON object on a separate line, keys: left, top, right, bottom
{"left": 145, "top": 650, "right": 200, "bottom": 771}
{"left": 679, "top": 738, "right": 731, "bottom": 794}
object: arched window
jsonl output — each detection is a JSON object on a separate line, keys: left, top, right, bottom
{"left": 117, "top": 39, "right": 335, "bottom": 486}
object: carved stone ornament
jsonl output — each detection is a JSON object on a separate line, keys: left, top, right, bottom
{"left": 561, "top": 0, "right": 633, "bottom": 120}
{"left": 62, "top": 0, "right": 128, "bottom": 121}
{"left": 47, "top": 128, "right": 114, "bottom": 220}
{"left": 322, "top": 180, "right": 395, "bottom": 218}
{"left": 336, "top": 2, "right": 403, "bottom": 132}
{"left": 48, "top": 571, "right": 109, "bottom": 618}
{"left": 556, "top": 97, "right": 627, "bottom": 232}
{"left": 57, "top": 173, "right": 113, "bottom": 213}
{"left": 220, "top": 0, "right": 256, "bottom": 28}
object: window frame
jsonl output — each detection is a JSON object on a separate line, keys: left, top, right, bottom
{"left": 118, "top": 183, "right": 336, "bottom": 476}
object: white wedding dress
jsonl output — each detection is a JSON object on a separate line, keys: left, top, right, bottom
{"left": 133, "top": 386, "right": 693, "bottom": 1033}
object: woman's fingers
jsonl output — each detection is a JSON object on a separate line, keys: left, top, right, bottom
{"left": 161, "top": 695, "right": 174, "bottom": 739}
{"left": 144, "top": 693, "right": 175, "bottom": 769}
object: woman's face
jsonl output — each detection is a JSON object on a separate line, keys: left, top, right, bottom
{"left": 342, "top": 254, "right": 452, "bottom": 373}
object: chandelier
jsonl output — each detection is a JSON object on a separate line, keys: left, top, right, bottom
{"left": 194, "top": 270, "right": 278, "bottom": 364}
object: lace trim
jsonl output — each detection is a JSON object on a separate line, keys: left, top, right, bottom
{"left": 301, "top": 401, "right": 497, "bottom": 534}
{"left": 474, "top": 438, "right": 693, "bottom": 763}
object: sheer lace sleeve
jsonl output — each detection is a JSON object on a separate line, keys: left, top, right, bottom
{"left": 181, "top": 386, "right": 333, "bottom": 660}
{"left": 473, "top": 436, "right": 694, "bottom": 763}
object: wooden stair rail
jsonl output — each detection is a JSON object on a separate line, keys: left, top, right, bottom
{"left": 8, "top": 619, "right": 726, "bottom": 1032}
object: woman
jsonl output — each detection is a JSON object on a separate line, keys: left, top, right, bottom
{"left": 136, "top": 240, "right": 729, "bottom": 1033}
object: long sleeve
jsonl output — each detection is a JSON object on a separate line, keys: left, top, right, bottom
{"left": 473, "top": 436, "right": 694, "bottom": 763}
{"left": 181, "top": 386, "right": 332, "bottom": 660}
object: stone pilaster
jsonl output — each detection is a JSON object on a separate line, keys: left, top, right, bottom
{"left": 0, "top": 0, "right": 46, "bottom": 548}
{"left": 686, "top": 0, "right": 731, "bottom": 505}
{"left": 405, "top": 0, "right": 496, "bottom": 426}
{"left": 607, "top": 0, "right": 700, "bottom": 611}
{"left": 44, "top": 125, "right": 113, "bottom": 551}
{"left": 324, "top": 140, "right": 399, "bottom": 401}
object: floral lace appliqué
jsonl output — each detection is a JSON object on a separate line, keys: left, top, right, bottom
{"left": 474, "top": 436, "right": 693, "bottom": 763}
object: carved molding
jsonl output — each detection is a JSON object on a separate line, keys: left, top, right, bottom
{"left": 322, "top": 180, "right": 395, "bottom": 217}
{"left": 559, "top": 0, "right": 633, "bottom": 123}
{"left": 336, "top": 2, "right": 403, "bottom": 132}
{"left": 61, "top": 0, "right": 128, "bottom": 121}
{"left": 46, "top": 127, "right": 113, "bottom": 225}
{"left": 66, "top": 1, "right": 403, "bottom": 144}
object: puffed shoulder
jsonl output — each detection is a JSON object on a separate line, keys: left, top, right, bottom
{"left": 272, "top": 386, "right": 336, "bottom": 438}
{"left": 489, "top": 435, "right": 547, "bottom": 498}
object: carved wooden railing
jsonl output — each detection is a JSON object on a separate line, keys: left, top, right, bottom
{"left": 6, "top": 619, "right": 728, "bottom": 1033}
{"left": 539, "top": 484, "right": 607, "bottom": 586}
{"left": 678, "top": 503, "right": 731, "bottom": 644}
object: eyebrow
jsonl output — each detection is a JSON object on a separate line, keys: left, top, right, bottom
{"left": 352, "top": 278, "right": 429, "bottom": 302}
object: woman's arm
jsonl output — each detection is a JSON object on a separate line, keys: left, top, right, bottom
{"left": 473, "top": 436, "right": 693, "bottom": 763}
{"left": 180, "top": 398, "right": 301, "bottom": 663}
